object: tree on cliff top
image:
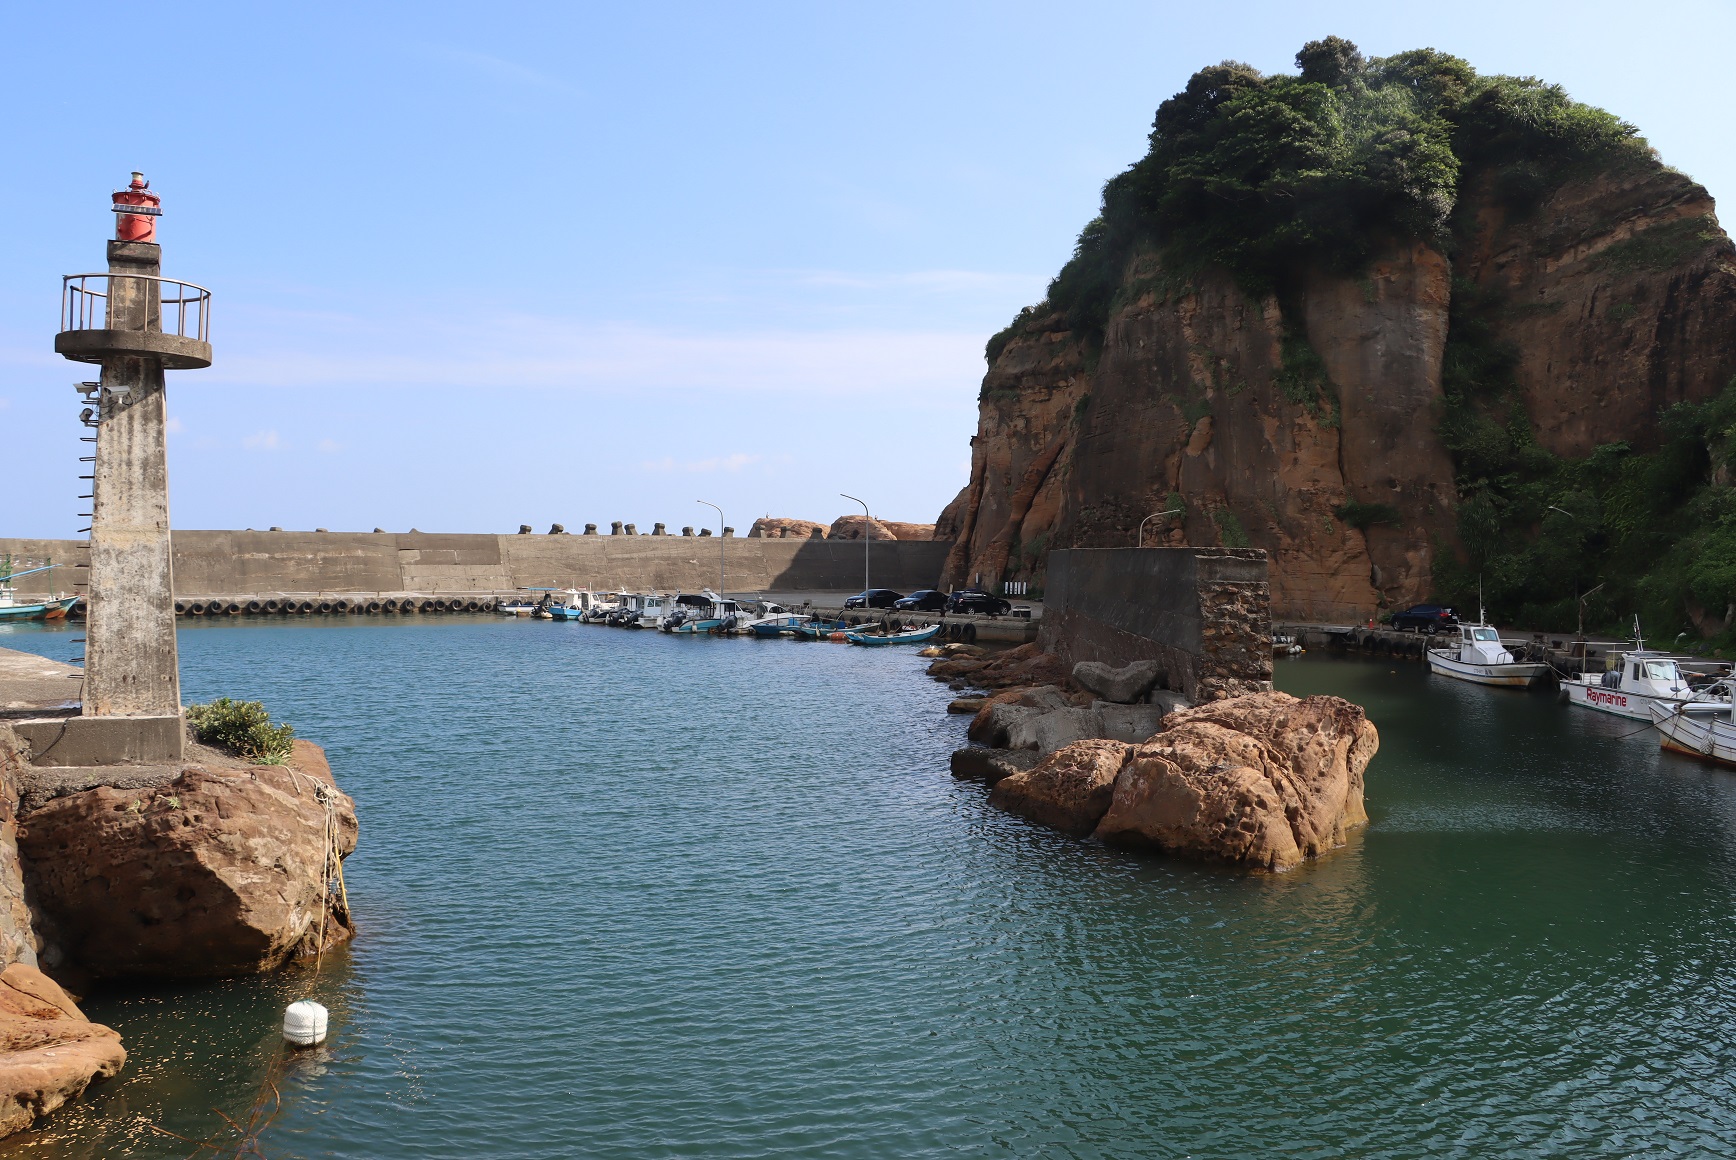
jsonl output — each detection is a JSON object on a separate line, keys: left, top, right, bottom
{"left": 1028, "top": 38, "right": 1647, "bottom": 350}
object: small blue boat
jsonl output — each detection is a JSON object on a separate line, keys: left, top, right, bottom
{"left": 844, "top": 623, "right": 942, "bottom": 647}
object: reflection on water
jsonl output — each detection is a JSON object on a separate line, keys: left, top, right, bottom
{"left": 0, "top": 625, "right": 1733, "bottom": 1157}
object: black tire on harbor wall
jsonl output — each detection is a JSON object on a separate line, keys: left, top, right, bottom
{"left": 188, "top": 601, "right": 205, "bottom": 615}
{"left": 226, "top": 602, "right": 243, "bottom": 615}
{"left": 246, "top": 600, "right": 263, "bottom": 614}
{"left": 963, "top": 624, "right": 977, "bottom": 644}
{"left": 368, "top": 601, "right": 383, "bottom": 613}
{"left": 264, "top": 599, "right": 281, "bottom": 613}
{"left": 296, "top": 601, "right": 313, "bottom": 614}
{"left": 419, "top": 600, "right": 435, "bottom": 613}
{"left": 466, "top": 599, "right": 480, "bottom": 612}
{"left": 173, "top": 602, "right": 185, "bottom": 615}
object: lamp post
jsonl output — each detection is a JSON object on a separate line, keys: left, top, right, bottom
{"left": 841, "top": 492, "right": 870, "bottom": 596}
{"left": 697, "top": 500, "right": 724, "bottom": 594}
{"left": 1137, "top": 508, "right": 1183, "bottom": 547}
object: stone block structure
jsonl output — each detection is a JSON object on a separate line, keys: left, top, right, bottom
{"left": 1039, "top": 547, "right": 1272, "bottom": 701}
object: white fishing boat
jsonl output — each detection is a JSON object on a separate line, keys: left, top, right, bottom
{"left": 1650, "top": 681, "right": 1736, "bottom": 764}
{"left": 1426, "top": 622, "right": 1549, "bottom": 687}
{"left": 1560, "top": 619, "right": 1727, "bottom": 720}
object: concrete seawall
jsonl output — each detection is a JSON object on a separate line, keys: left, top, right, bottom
{"left": 1, "top": 532, "right": 951, "bottom": 598}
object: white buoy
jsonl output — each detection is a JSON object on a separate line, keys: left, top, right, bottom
{"left": 283, "top": 999, "right": 328, "bottom": 1048}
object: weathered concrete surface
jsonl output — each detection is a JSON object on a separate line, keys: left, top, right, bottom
{"left": 1040, "top": 547, "right": 1272, "bottom": 701}
{"left": 0, "top": 963, "right": 124, "bottom": 1137}
{"left": 80, "top": 239, "right": 182, "bottom": 730}
{"left": 0, "top": 651, "right": 81, "bottom": 720}
{"left": 0, "top": 532, "right": 952, "bottom": 598}
{"left": 9, "top": 715, "right": 184, "bottom": 768}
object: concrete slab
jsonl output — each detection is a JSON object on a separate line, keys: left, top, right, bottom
{"left": 0, "top": 647, "right": 82, "bottom": 718}
{"left": 11, "top": 713, "right": 183, "bottom": 766}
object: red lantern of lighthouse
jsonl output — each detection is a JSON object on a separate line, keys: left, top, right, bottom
{"left": 112, "top": 171, "right": 161, "bottom": 243}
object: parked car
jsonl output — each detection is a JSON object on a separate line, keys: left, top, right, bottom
{"left": 1390, "top": 604, "right": 1459, "bottom": 634}
{"left": 844, "top": 589, "right": 904, "bottom": 610}
{"left": 945, "top": 590, "right": 1012, "bottom": 616}
{"left": 893, "top": 590, "right": 948, "bottom": 612}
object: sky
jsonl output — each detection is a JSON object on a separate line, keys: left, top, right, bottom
{"left": 4, "top": 1, "right": 1733, "bottom": 538}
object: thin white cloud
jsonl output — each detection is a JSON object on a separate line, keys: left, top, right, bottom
{"left": 165, "top": 416, "right": 183, "bottom": 434}
{"left": 640, "top": 452, "right": 762, "bottom": 474}
{"left": 410, "top": 44, "right": 580, "bottom": 97}
{"left": 242, "top": 430, "right": 280, "bottom": 450}
{"left": 317, "top": 438, "right": 342, "bottom": 454}
{"left": 203, "top": 312, "right": 985, "bottom": 403}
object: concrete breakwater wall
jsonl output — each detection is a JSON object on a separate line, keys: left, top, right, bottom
{"left": 1, "top": 532, "right": 952, "bottom": 598}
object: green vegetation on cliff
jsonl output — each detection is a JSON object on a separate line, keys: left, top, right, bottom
{"left": 1027, "top": 36, "right": 1646, "bottom": 348}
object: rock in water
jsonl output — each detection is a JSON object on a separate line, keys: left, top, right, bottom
{"left": 20, "top": 740, "right": 358, "bottom": 981}
{"left": 990, "top": 740, "right": 1132, "bottom": 836}
{"left": 0, "top": 962, "right": 124, "bottom": 1136}
{"left": 1071, "top": 659, "right": 1163, "bottom": 704}
{"left": 1093, "top": 692, "right": 1377, "bottom": 870}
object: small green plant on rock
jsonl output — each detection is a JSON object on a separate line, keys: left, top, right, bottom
{"left": 185, "top": 697, "right": 295, "bottom": 762}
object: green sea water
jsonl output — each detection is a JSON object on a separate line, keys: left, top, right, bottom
{"left": 0, "top": 619, "right": 1733, "bottom": 1158}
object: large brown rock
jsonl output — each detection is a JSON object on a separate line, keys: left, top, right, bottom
{"left": 1093, "top": 692, "right": 1377, "bottom": 871}
{"left": 990, "top": 739, "right": 1131, "bottom": 836}
{"left": 0, "top": 962, "right": 124, "bottom": 1137}
{"left": 19, "top": 740, "right": 357, "bottom": 981}
{"left": 938, "top": 160, "right": 1736, "bottom": 620}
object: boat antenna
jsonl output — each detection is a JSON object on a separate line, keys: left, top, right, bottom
{"left": 1478, "top": 574, "right": 1486, "bottom": 628}
{"left": 1633, "top": 613, "right": 1644, "bottom": 653}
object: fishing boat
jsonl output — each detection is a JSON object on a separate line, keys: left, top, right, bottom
{"left": 660, "top": 590, "right": 748, "bottom": 634}
{"left": 791, "top": 617, "right": 852, "bottom": 641}
{"left": 748, "top": 612, "right": 812, "bottom": 638}
{"left": 0, "top": 565, "right": 81, "bottom": 622}
{"left": 844, "top": 623, "right": 942, "bottom": 647}
{"left": 1650, "top": 681, "right": 1736, "bottom": 765}
{"left": 1426, "top": 622, "right": 1549, "bottom": 687}
{"left": 1559, "top": 618, "right": 1727, "bottom": 720}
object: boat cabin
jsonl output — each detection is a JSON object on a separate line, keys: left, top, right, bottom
{"left": 1453, "top": 625, "right": 1517, "bottom": 665}
{"left": 1595, "top": 651, "right": 1690, "bottom": 698}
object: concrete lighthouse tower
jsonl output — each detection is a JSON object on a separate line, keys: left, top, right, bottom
{"left": 53, "top": 173, "right": 211, "bottom": 762}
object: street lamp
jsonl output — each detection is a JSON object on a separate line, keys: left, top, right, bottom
{"left": 841, "top": 492, "right": 870, "bottom": 596}
{"left": 1138, "top": 508, "right": 1183, "bottom": 547}
{"left": 697, "top": 500, "right": 724, "bottom": 594}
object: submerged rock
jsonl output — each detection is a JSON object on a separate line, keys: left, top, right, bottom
{"left": 990, "top": 740, "right": 1131, "bottom": 836}
{"left": 0, "top": 962, "right": 124, "bottom": 1137}
{"left": 949, "top": 747, "right": 1038, "bottom": 784}
{"left": 20, "top": 739, "right": 357, "bottom": 981}
{"left": 1092, "top": 692, "right": 1377, "bottom": 871}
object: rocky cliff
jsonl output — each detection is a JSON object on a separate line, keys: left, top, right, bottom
{"left": 939, "top": 41, "right": 1736, "bottom": 623}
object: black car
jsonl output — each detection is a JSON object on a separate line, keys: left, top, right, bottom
{"left": 893, "top": 590, "right": 948, "bottom": 612}
{"left": 844, "top": 589, "right": 904, "bottom": 610}
{"left": 1389, "top": 603, "right": 1459, "bottom": 634}
{"left": 945, "top": 590, "right": 1012, "bottom": 616}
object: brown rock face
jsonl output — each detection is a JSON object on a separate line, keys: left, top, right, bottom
{"left": 989, "top": 739, "right": 1131, "bottom": 836}
{"left": 20, "top": 740, "right": 357, "bottom": 982}
{"left": 1092, "top": 692, "right": 1377, "bottom": 870}
{"left": 940, "top": 170, "right": 1736, "bottom": 619}
{"left": 0, "top": 962, "right": 124, "bottom": 1137}
{"left": 748, "top": 517, "right": 828, "bottom": 540}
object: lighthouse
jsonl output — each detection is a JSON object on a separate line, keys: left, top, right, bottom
{"left": 53, "top": 173, "right": 211, "bottom": 762}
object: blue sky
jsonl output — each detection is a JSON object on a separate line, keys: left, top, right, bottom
{"left": 4, "top": 1, "right": 1732, "bottom": 537}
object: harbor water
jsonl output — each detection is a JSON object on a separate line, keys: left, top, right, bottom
{"left": 1, "top": 620, "right": 1735, "bottom": 1157}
